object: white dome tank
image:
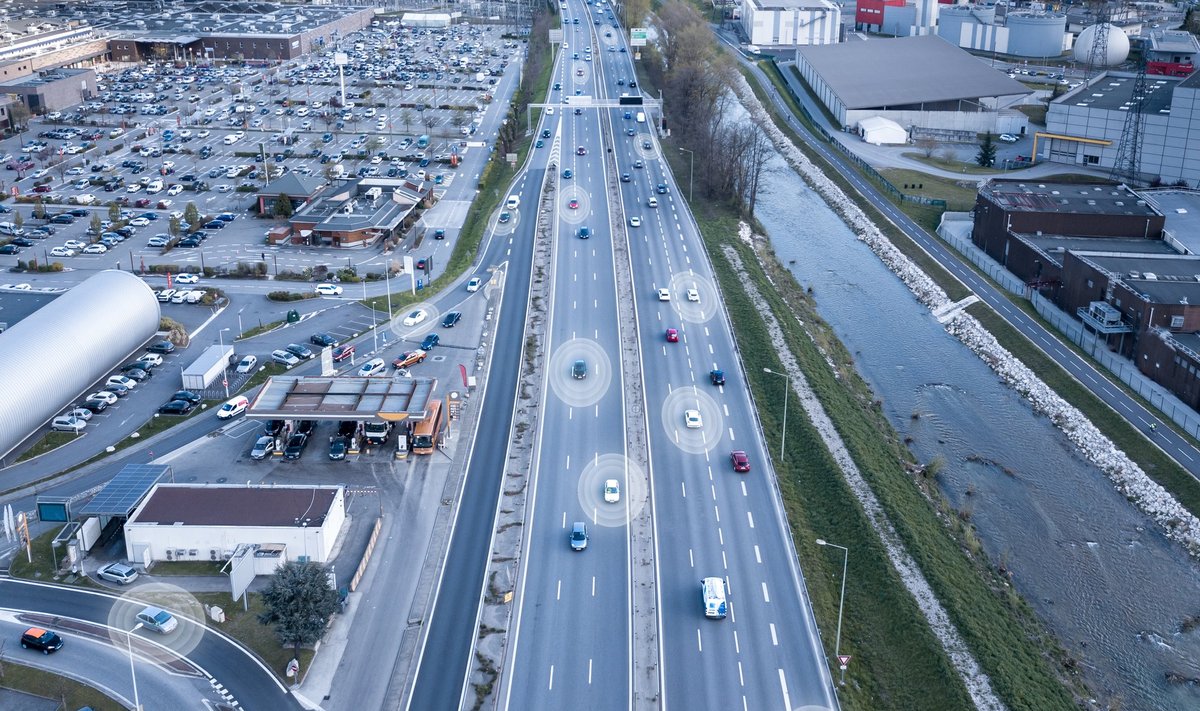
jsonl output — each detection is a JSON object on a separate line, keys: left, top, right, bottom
{"left": 1072, "top": 23, "right": 1131, "bottom": 66}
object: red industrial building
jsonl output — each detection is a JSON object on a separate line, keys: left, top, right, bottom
{"left": 855, "top": 0, "right": 904, "bottom": 31}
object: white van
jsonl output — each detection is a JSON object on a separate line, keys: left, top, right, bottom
{"left": 636, "top": 111, "right": 646, "bottom": 123}
{"left": 217, "top": 395, "right": 249, "bottom": 420}
{"left": 145, "top": 179, "right": 163, "bottom": 194}
{"left": 184, "top": 290, "right": 206, "bottom": 304}
{"left": 0, "top": 221, "right": 22, "bottom": 236}
{"left": 505, "top": 195, "right": 520, "bottom": 210}
{"left": 701, "top": 576, "right": 728, "bottom": 619}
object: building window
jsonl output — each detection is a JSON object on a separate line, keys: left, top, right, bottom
{"left": 1172, "top": 315, "right": 1185, "bottom": 329}
{"left": 1084, "top": 155, "right": 1100, "bottom": 164}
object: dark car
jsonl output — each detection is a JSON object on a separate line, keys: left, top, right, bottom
{"left": 0, "top": 244, "right": 21, "bottom": 255}
{"left": 730, "top": 450, "right": 751, "bottom": 472}
{"left": 158, "top": 399, "right": 195, "bottom": 415}
{"left": 310, "top": 332, "right": 338, "bottom": 348}
{"left": 80, "top": 397, "right": 110, "bottom": 413}
{"left": 656, "top": 184, "right": 668, "bottom": 195}
{"left": 147, "top": 340, "right": 176, "bottom": 354}
{"left": 20, "top": 628, "right": 64, "bottom": 654}
{"left": 332, "top": 344, "right": 355, "bottom": 362}
{"left": 204, "top": 220, "right": 225, "bottom": 230}
{"left": 68, "top": 208, "right": 90, "bottom": 217}
{"left": 297, "top": 420, "right": 317, "bottom": 435}
{"left": 286, "top": 343, "right": 314, "bottom": 360}
{"left": 172, "top": 390, "right": 201, "bottom": 405}
{"left": 710, "top": 369, "right": 725, "bottom": 386}
{"left": 120, "top": 366, "right": 151, "bottom": 381}
{"left": 264, "top": 419, "right": 286, "bottom": 438}
{"left": 420, "top": 333, "right": 440, "bottom": 350}
{"left": 50, "top": 213, "right": 76, "bottom": 224}
{"left": 572, "top": 359, "right": 588, "bottom": 379}
{"left": 329, "top": 436, "right": 347, "bottom": 460}
{"left": 106, "top": 382, "right": 130, "bottom": 397}
{"left": 10, "top": 237, "right": 34, "bottom": 247}
{"left": 283, "top": 432, "right": 308, "bottom": 460}
{"left": 579, "top": 226, "right": 590, "bottom": 239}
{"left": 441, "top": 311, "right": 461, "bottom": 328}
{"left": 178, "top": 236, "right": 202, "bottom": 248}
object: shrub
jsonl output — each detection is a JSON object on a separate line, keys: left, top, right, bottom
{"left": 267, "top": 290, "right": 317, "bottom": 302}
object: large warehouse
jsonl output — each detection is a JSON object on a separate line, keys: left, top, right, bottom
{"left": 0, "top": 271, "right": 159, "bottom": 461}
{"left": 1043, "top": 71, "right": 1200, "bottom": 187}
{"left": 794, "top": 35, "right": 1031, "bottom": 133}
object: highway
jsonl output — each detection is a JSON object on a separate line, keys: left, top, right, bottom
{"left": 0, "top": 578, "right": 301, "bottom": 710}
{"left": 496, "top": 1, "right": 838, "bottom": 709}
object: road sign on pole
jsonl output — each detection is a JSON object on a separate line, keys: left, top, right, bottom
{"left": 630, "top": 28, "right": 648, "bottom": 47}
{"left": 838, "top": 654, "right": 851, "bottom": 669}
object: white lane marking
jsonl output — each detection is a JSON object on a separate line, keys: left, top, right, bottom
{"left": 747, "top": 511, "right": 755, "bottom": 529}
{"left": 588, "top": 658, "right": 593, "bottom": 684}
{"left": 681, "top": 481, "right": 687, "bottom": 498}
{"left": 722, "top": 550, "right": 728, "bottom": 570}
{"left": 714, "top": 505, "right": 720, "bottom": 523}
{"left": 741, "top": 481, "right": 748, "bottom": 497}
{"left": 728, "top": 427, "right": 735, "bottom": 441}
{"left": 566, "top": 455, "right": 570, "bottom": 470}
{"left": 754, "top": 545, "right": 762, "bottom": 564}
{"left": 738, "top": 661, "right": 745, "bottom": 686}
{"left": 711, "top": 484, "right": 717, "bottom": 500}
{"left": 592, "top": 576, "right": 596, "bottom": 596}
{"left": 779, "top": 669, "right": 791, "bottom": 711}
{"left": 549, "top": 665, "right": 555, "bottom": 690}
{"left": 556, "top": 580, "right": 561, "bottom": 601}
{"left": 718, "top": 528, "right": 724, "bottom": 545}
{"left": 561, "top": 512, "right": 566, "bottom": 528}
{"left": 770, "top": 623, "right": 779, "bottom": 646}
{"left": 762, "top": 582, "right": 770, "bottom": 603}
{"left": 689, "top": 548, "right": 694, "bottom": 568}
{"left": 724, "top": 404, "right": 730, "bottom": 417}
{"left": 734, "top": 630, "right": 740, "bottom": 654}
{"left": 696, "top": 628, "right": 703, "bottom": 652}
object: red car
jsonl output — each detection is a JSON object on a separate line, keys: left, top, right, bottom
{"left": 134, "top": 198, "right": 152, "bottom": 208}
{"left": 32, "top": 184, "right": 52, "bottom": 193}
{"left": 568, "top": 199, "right": 578, "bottom": 209}
{"left": 332, "top": 344, "right": 355, "bottom": 362}
{"left": 730, "top": 450, "right": 750, "bottom": 473}
{"left": 665, "top": 328, "right": 678, "bottom": 342}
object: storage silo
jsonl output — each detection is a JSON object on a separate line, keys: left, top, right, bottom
{"left": 1007, "top": 11, "right": 1068, "bottom": 58}
{"left": 0, "top": 270, "right": 160, "bottom": 459}
{"left": 937, "top": 5, "right": 978, "bottom": 45}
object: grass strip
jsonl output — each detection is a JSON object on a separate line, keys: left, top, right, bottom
{"left": 0, "top": 662, "right": 120, "bottom": 710}
{"left": 16, "top": 431, "right": 81, "bottom": 463}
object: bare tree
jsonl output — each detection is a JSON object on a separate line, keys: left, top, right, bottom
{"left": 916, "top": 137, "right": 938, "bottom": 158}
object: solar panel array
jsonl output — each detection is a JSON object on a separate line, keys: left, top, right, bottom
{"left": 79, "top": 464, "right": 169, "bottom": 516}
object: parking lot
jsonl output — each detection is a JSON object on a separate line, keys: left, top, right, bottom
{"left": 0, "top": 20, "right": 525, "bottom": 279}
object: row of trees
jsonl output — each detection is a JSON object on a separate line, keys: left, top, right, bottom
{"left": 641, "top": 1, "right": 773, "bottom": 217}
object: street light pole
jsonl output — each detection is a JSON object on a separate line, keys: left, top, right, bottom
{"left": 816, "top": 539, "right": 849, "bottom": 686}
{"left": 762, "top": 367, "right": 788, "bottom": 460}
{"left": 219, "top": 328, "right": 230, "bottom": 399}
{"left": 127, "top": 622, "right": 144, "bottom": 710}
{"left": 679, "top": 147, "right": 694, "bottom": 203}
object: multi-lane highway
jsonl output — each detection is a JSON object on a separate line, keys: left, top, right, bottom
{"left": 492, "top": 1, "right": 839, "bottom": 709}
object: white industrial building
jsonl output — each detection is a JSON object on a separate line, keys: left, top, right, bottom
{"left": 935, "top": 6, "right": 1072, "bottom": 59}
{"left": 858, "top": 116, "right": 908, "bottom": 145}
{"left": 124, "top": 484, "right": 346, "bottom": 569}
{"left": 402, "top": 12, "right": 453, "bottom": 28}
{"left": 741, "top": 0, "right": 842, "bottom": 47}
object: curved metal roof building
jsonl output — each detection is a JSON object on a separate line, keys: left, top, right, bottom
{"left": 0, "top": 270, "right": 160, "bottom": 460}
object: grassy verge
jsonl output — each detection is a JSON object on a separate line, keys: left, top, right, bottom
{"left": 16, "top": 431, "right": 82, "bottom": 463}
{"left": 239, "top": 318, "right": 285, "bottom": 340}
{"left": 193, "top": 593, "right": 315, "bottom": 679}
{"left": 0, "top": 662, "right": 120, "bottom": 710}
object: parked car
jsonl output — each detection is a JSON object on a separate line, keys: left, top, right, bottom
{"left": 147, "top": 340, "right": 175, "bottom": 354}
{"left": 250, "top": 435, "right": 275, "bottom": 460}
{"left": 157, "top": 399, "right": 195, "bottom": 415}
{"left": 235, "top": 355, "right": 258, "bottom": 373}
{"left": 283, "top": 432, "right": 308, "bottom": 460}
{"left": 96, "top": 562, "right": 139, "bottom": 585}
{"left": 271, "top": 349, "right": 300, "bottom": 366}
{"left": 285, "top": 343, "right": 314, "bottom": 360}
{"left": 332, "top": 344, "right": 355, "bottom": 362}
{"left": 171, "top": 390, "right": 201, "bottom": 405}
{"left": 51, "top": 415, "right": 86, "bottom": 432}
{"left": 310, "top": 332, "right": 338, "bottom": 347}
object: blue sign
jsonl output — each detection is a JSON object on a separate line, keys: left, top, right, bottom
{"left": 417, "top": 279, "right": 424, "bottom": 290}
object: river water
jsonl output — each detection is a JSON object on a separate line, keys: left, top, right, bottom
{"left": 751, "top": 144, "right": 1200, "bottom": 708}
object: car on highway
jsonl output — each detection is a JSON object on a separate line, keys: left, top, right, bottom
{"left": 656, "top": 184, "right": 668, "bottom": 194}
{"left": 157, "top": 399, "right": 195, "bottom": 415}
{"left": 686, "top": 288, "right": 700, "bottom": 302}
{"left": 96, "top": 562, "right": 139, "bottom": 585}
{"left": 332, "top": 344, "right": 356, "bottom": 362}
{"left": 402, "top": 309, "right": 428, "bottom": 326}
{"left": 272, "top": 349, "right": 300, "bottom": 366}
{"left": 136, "top": 606, "right": 177, "bottom": 634}
{"left": 666, "top": 328, "right": 678, "bottom": 342}
{"left": 570, "top": 522, "right": 588, "bottom": 551}
{"left": 710, "top": 369, "right": 726, "bottom": 386}
{"left": 250, "top": 435, "right": 275, "bottom": 460}
{"left": 315, "top": 283, "right": 343, "bottom": 296}
{"left": 466, "top": 277, "right": 482, "bottom": 292}
{"left": 20, "top": 628, "right": 64, "bottom": 654}
{"left": 441, "top": 311, "right": 461, "bottom": 328}
{"left": 572, "top": 359, "right": 588, "bottom": 379}
{"left": 236, "top": 355, "right": 258, "bottom": 373}
{"left": 562, "top": 169, "right": 572, "bottom": 179}
{"left": 657, "top": 288, "right": 670, "bottom": 301}
{"left": 629, "top": 216, "right": 641, "bottom": 227}
{"left": 358, "top": 358, "right": 387, "bottom": 377}
{"left": 576, "top": 146, "right": 587, "bottom": 155}
{"left": 730, "top": 450, "right": 751, "bottom": 472}
{"left": 578, "top": 226, "right": 590, "bottom": 239}
{"left": 604, "top": 479, "right": 620, "bottom": 503}
{"left": 498, "top": 211, "right": 511, "bottom": 223}
{"left": 176, "top": 273, "right": 199, "bottom": 284}
{"left": 684, "top": 409, "right": 703, "bottom": 429}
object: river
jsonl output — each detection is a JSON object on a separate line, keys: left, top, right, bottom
{"left": 752, "top": 138, "right": 1200, "bottom": 709}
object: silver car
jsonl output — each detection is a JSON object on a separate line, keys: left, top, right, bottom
{"left": 250, "top": 435, "right": 275, "bottom": 460}
{"left": 97, "top": 562, "right": 139, "bottom": 585}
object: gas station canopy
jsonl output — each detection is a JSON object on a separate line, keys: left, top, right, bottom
{"left": 247, "top": 376, "right": 437, "bottom": 422}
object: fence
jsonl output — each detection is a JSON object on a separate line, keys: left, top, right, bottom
{"left": 936, "top": 215, "right": 1200, "bottom": 439}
